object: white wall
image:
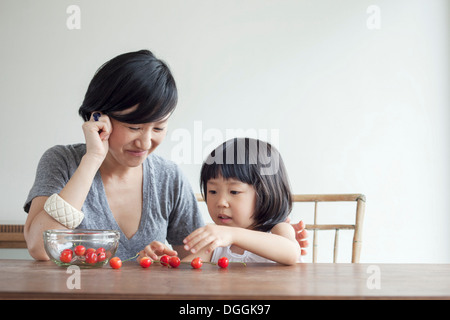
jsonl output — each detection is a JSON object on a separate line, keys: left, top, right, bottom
{"left": 0, "top": 0, "right": 448, "bottom": 263}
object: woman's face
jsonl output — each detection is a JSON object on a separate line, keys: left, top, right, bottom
{"left": 106, "top": 106, "right": 170, "bottom": 168}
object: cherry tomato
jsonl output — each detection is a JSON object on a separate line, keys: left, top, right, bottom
{"left": 86, "top": 252, "right": 98, "bottom": 264}
{"left": 160, "top": 255, "right": 170, "bottom": 267}
{"left": 139, "top": 257, "right": 152, "bottom": 268}
{"left": 109, "top": 257, "right": 122, "bottom": 269}
{"left": 169, "top": 256, "right": 181, "bottom": 268}
{"left": 60, "top": 250, "right": 73, "bottom": 263}
{"left": 74, "top": 245, "right": 86, "bottom": 256}
{"left": 217, "top": 257, "right": 229, "bottom": 268}
{"left": 191, "top": 257, "right": 203, "bottom": 269}
{"left": 85, "top": 248, "right": 96, "bottom": 256}
{"left": 97, "top": 252, "right": 107, "bottom": 262}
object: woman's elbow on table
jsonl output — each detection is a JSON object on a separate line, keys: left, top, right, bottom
{"left": 24, "top": 214, "right": 50, "bottom": 261}
{"left": 28, "top": 245, "right": 50, "bottom": 261}
{"left": 24, "top": 226, "right": 50, "bottom": 261}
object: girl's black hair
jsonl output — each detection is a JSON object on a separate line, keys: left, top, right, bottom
{"left": 200, "top": 138, "right": 293, "bottom": 232}
{"left": 78, "top": 49, "right": 177, "bottom": 124}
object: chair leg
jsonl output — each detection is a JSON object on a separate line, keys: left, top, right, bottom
{"left": 352, "top": 198, "right": 365, "bottom": 263}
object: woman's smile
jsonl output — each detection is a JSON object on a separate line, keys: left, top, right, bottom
{"left": 126, "top": 149, "right": 148, "bottom": 157}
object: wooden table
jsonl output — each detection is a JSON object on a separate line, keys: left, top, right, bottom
{"left": 0, "top": 259, "right": 449, "bottom": 300}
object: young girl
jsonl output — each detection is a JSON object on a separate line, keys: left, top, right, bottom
{"left": 182, "top": 138, "right": 301, "bottom": 265}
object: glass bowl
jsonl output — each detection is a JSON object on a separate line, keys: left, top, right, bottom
{"left": 43, "top": 229, "right": 120, "bottom": 268}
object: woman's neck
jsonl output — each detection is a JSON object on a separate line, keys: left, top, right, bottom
{"left": 99, "top": 153, "right": 142, "bottom": 180}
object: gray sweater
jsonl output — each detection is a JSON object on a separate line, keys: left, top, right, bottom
{"left": 24, "top": 144, "right": 204, "bottom": 259}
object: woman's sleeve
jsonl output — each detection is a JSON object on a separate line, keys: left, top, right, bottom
{"left": 166, "top": 168, "right": 205, "bottom": 246}
{"left": 23, "top": 146, "right": 72, "bottom": 213}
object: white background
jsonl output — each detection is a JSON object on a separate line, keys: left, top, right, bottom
{"left": 0, "top": 0, "right": 449, "bottom": 263}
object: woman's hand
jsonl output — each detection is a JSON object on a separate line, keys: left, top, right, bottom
{"left": 82, "top": 112, "right": 112, "bottom": 164}
{"left": 139, "top": 241, "right": 178, "bottom": 261}
{"left": 183, "top": 224, "right": 234, "bottom": 254}
{"left": 291, "top": 220, "right": 309, "bottom": 256}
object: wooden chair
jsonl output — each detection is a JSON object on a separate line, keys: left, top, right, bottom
{"left": 292, "top": 194, "right": 365, "bottom": 263}
{"left": 0, "top": 224, "right": 27, "bottom": 249}
{"left": 196, "top": 193, "right": 366, "bottom": 263}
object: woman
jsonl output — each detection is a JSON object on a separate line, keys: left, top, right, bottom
{"left": 23, "top": 50, "right": 308, "bottom": 261}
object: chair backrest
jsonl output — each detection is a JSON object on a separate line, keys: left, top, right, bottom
{"left": 0, "top": 224, "right": 26, "bottom": 249}
{"left": 196, "top": 193, "right": 366, "bottom": 263}
{"left": 292, "top": 194, "right": 365, "bottom": 263}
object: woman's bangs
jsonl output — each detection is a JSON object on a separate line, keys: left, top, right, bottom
{"left": 108, "top": 86, "right": 177, "bottom": 124}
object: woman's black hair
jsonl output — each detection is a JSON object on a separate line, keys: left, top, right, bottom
{"left": 78, "top": 49, "right": 177, "bottom": 124}
{"left": 200, "top": 138, "right": 293, "bottom": 232}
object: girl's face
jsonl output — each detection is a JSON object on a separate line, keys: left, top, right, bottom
{"left": 106, "top": 107, "right": 170, "bottom": 168}
{"left": 206, "top": 175, "right": 257, "bottom": 229}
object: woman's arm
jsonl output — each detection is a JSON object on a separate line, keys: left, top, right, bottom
{"left": 24, "top": 113, "right": 111, "bottom": 260}
{"left": 183, "top": 223, "right": 301, "bottom": 265}
{"left": 24, "top": 155, "right": 103, "bottom": 260}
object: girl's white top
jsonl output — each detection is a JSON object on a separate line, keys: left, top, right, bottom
{"left": 211, "top": 245, "right": 302, "bottom": 264}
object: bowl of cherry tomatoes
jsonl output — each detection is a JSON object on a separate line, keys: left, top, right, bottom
{"left": 43, "top": 229, "right": 120, "bottom": 268}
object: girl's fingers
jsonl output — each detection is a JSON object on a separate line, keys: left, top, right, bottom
{"left": 188, "top": 235, "right": 215, "bottom": 254}
{"left": 183, "top": 227, "right": 204, "bottom": 244}
{"left": 206, "top": 240, "right": 220, "bottom": 254}
{"left": 183, "top": 228, "right": 206, "bottom": 250}
{"left": 183, "top": 235, "right": 200, "bottom": 252}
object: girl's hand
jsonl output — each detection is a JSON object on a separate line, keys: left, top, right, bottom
{"left": 139, "top": 241, "right": 178, "bottom": 261}
{"left": 82, "top": 112, "right": 112, "bottom": 164}
{"left": 183, "top": 224, "right": 234, "bottom": 254}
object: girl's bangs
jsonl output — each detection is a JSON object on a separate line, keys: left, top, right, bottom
{"left": 202, "top": 160, "right": 256, "bottom": 187}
